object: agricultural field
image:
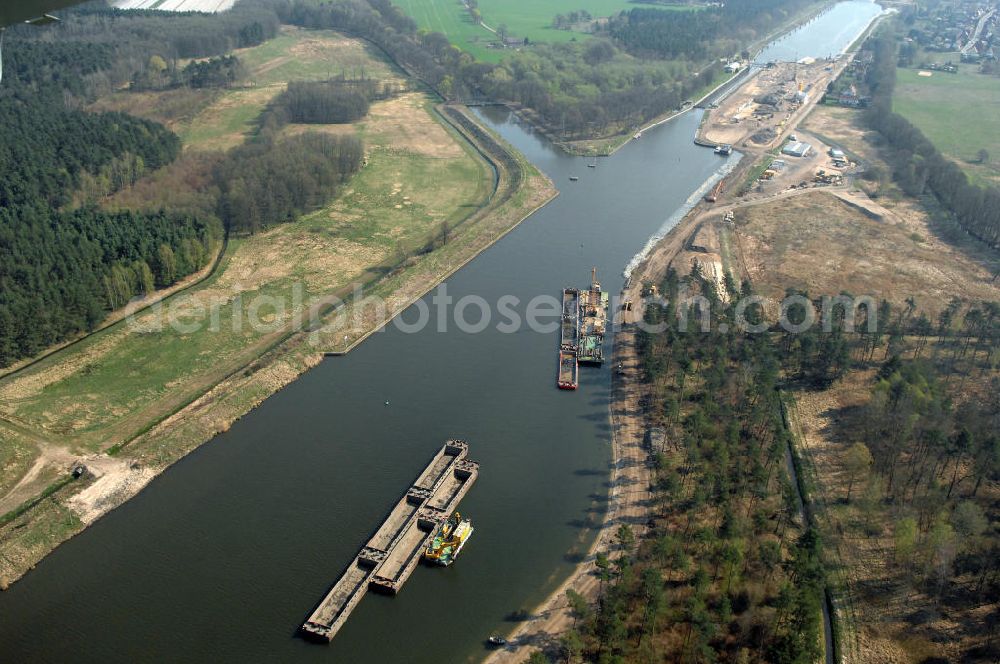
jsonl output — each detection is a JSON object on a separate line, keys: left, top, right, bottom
{"left": 397, "top": 0, "right": 495, "bottom": 61}
{"left": 397, "top": 0, "right": 674, "bottom": 62}
{"left": 0, "top": 31, "right": 489, "bottom": 514}
{"left": 893, "top": 67, "right": 1000, "bottom": 186}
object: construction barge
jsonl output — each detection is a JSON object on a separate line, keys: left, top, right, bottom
{"left": 579, "top": 268, "right": 609, "bottom": 365}
{"left": 557, "top": 269, "right": 609, "bottom": 389}
{"left": 300, "top": 441, "right": 479, "bottom": 643}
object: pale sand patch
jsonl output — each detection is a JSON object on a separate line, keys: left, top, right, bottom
{"left": 67, "top": 457, "right": 157, "bottom": 525}
{"left": 366, "top": 94, "right": 464, "bottom": 158}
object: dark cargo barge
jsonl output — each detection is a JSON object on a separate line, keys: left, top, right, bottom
{"left": 556, "top": 270, "right": 608, "bottom": 389}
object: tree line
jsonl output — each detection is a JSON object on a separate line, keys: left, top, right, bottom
{"left": 0, "top": 95, "right": 180, "bottom": 211}
{"left": 0, "top": 39, "right": 114, "bottom": 98}
{"left": 864, "top": 34, "right": 1000, "bottom": 249}
{"left": 277, "top": 0, "right": 716, "bottom": 139}
{"left": 607, "top": 0, "right": 818, "bottom": 61}
{"left": 30, "top": 2, "right": 280, "bottom": 59}
{"left": 215, "top": 133, "right": 364, "bottom": 235}
{"left": 131, "top": 54, "right": 249, "bottom": 91}
{"left": 266, "top": 77, "right": 393, "bottom": 126}
{"left": 0, "top": 18, "right": 219, "bottom": 367}
{"left": 0, "top": 204, "right": 219, "bottom": 366}
{"left": 557, "top": 268, "right": 826, "bottom": 663}
{"left": 551, "top": 10, "right": 593, "bottom": 30}
{"left": 5, "top": 1, "right": 279, "bottom": 101}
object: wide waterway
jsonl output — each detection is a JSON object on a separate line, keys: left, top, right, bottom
{"left": 0, "top": 3, "right": 883, "bottom": 661}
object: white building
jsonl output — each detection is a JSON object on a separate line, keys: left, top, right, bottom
{"left": 781, "top": 141, "right": 812, "bottom": 158}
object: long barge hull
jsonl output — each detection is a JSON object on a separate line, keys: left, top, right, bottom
{"left": 561, "top": 288, "right": 580, "bottom": 350}
{"left": 556, "top": 273, "right": 608, "bottom": 387}
{"left": 558, "top": 349, "right": 579, "bottom": 390}
{"left": 557, "top": 288, "right": 581, "bottom": 389}
{"left": 300, "top": 441, "right": 478, "bottom": 643}
{"left": 578, "top": 281, "right": 608, "bottom": 366}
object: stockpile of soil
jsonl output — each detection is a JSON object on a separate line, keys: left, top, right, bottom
{"left": 750, "top": 127, "right": 778, "bottom": 144}
{"left": 754, "top": 93, "right": 782, "bottom": 106}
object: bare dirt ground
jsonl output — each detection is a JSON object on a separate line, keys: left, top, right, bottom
{"left": 731, "top": 190, "right": 1000, "bottom": 314}
{"left": 0, "top": 444, "right": 77, "bottom": 515}
{"left": 701, "top": 60, "right": 841, "bottom": 150}
{"left": 802, "top": 104, "right": 879, "bottom": 162}
{"left": 804, "top": 103, "right": 1000, "bottom": 278}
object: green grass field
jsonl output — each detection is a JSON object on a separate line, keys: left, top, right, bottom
{"left": 172, "top": 28, "right": 404, "bottom": 151}
{"left": 0, "top": 26, "right": 490, "bottom": 469}
{"left": 236, "top": 28, "right": 398, "bottom": 85}
{"left": 397, "top": 0, "right": 678, "bottom": 62}
{"left": 397, "top": 0, "right": 496, "bottom": 61}
{"left": 0, "top": 94, "right": 488, "bottom": 449}
{"left": 893, "top": 67, "right": 1000, "bottom": 186}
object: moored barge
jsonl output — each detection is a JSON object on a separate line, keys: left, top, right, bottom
{"left": 558, "top": 350, "right": 579, "bottom": 390}
{"left": 578, "top": 268, "right": 608, "bottom": 365}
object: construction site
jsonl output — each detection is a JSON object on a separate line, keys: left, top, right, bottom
{"left": 695, "top": 53, "right": 868, "bottom": 199}
{"left": 699, "top": 58, "right": 840, "bottom": 150}
{"left": 300, "top": 441, "right": 479, "bottom": 643}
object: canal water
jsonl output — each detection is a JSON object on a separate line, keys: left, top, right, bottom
{"left": 0, "top": 3, "right": 883, "bottom": 662}
{"left": 757, "top": 0, "right": 886, "bottom": 62}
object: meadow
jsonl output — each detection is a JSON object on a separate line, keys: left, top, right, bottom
{"left": 893, "top": 66, "right": 1000, "bottom": 186}
{"left": 396, "top": 0, "right": 677, "bottom": 62}
{"left": 0, "top": 29, "right": 488, "bottom": 506}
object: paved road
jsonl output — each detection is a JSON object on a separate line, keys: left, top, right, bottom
{"left": 961, "top": 8, "right": 995, "bottom": 54}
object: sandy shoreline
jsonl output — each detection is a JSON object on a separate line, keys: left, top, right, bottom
{"left": 483, "top": 201, "right": 706, "bottom": 663}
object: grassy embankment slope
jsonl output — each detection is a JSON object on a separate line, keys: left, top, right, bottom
{"left": 893, "top": 66, "right": 1000, "bottom": 187}
{"left": 0, "top": 27, "right": 554, "bottom": 586}
{"left": 397, "top": 0, "right": 678, "bottom": 62}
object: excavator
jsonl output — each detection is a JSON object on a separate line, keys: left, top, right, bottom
{"left": 424, "top": 512, "right": 474, "bottom": 566}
